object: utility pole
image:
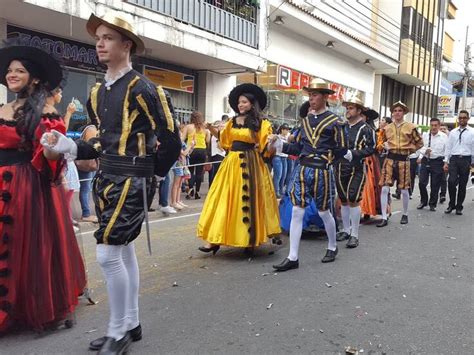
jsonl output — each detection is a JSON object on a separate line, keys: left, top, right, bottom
{"left": 462, "top": 26, "right": 471, "bottom": 110}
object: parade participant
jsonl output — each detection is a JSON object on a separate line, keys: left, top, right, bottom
{"left": 41, "top": 12, "right": 181, "bottom": 354}
{"left": 273, "top": 78, "right": 347, "bottom": 271}
{"left": 279, "top": 101, "right": 324, "bottom": 234}
{"left": 443, "top": 110, "right": 474, "bottom": 215}
{"left": 416, "top": 118, "right": 447, "bottom": 211}
{"left": 359, "top": 108, "right": 388, "bottom": 219}
{"left": 377, "top": 101, "right": 423, "bottom": 227}
{"left": 0, "top": 43, "right": 86, "bottom": 332}
{"left": 197, "top": 83, "right": 281, "bottom": 253}
{"left": 335, "top": 94, "right": 375, "bottom": 248}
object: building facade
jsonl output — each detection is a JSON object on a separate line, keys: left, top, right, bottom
{"left": 0, "top": 0, "right": 269, "bottom": 132}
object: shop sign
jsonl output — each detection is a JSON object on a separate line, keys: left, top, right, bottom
{"left": 144, "top": 66, "right": 194, "bottom": 93}
{"left": 328, "top": 83, "right": 347, "bottom": 103}
{"left": 7, "top": 25, "right": 106, "bottom": 73}
{"left": 277, "top": 65, "right": 309, "bottom": 90}
{"left": 438, "top": 94, "right": 456, "bottom": 116}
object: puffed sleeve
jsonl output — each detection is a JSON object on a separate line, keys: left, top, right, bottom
{"left": 31, "top": 115, "right": 66, "bottom": 180}
{"left": 135, "top": 84, "right": 182, "bottom": 177}
{"left": 258, "top": 119, "right": 273, "bottom": 157}
{"left": 218, "top": 120, "right": 233, "bottom": 151}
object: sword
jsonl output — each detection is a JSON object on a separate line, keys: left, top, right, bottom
{"left": 137, "top": 133, "right": 152, "bottom": 255}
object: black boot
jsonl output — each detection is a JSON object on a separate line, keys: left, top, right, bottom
{"left": 321, "top": 248, "right": 338, "bottom": 263}
{"left": 89, "top": 325, "right": 141, "bottom": 351}
{"left": 273, "top": 258, "right": 299, "bottom": 271}
{"left": 97, "top": 333, "right": 131, "bottom": 355}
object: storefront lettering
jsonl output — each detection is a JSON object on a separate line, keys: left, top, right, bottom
{"left": 17, "top": 33, "right": 98, "bottom": 66}
{"left": 8, "top": 25, "right": 106, "bottom": 73}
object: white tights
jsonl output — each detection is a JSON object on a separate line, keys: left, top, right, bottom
{"left": 97, "top": 243, "right": 140, "bottom": 340}
{"left": 288, "top": 206, "right": 337, "bottom": 261}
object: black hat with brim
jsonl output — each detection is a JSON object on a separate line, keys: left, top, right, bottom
{"left": 299, "top": 101, "right": 310, "bottom": 118}
{"left": 362, "top": 108, "right": 379, "bottom": 121}
{"left": 0, "top": 45, "right": 62, "bottom": 90}
{"left": 228, "top": 83, "right": 267, "bottom": 113}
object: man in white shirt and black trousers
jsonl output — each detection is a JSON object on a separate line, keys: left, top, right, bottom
{"left": 443, "top": 110, "right": 474, "bottom": 215}
{"left": 417, "top": 118, "right": 447, "bottom": 211}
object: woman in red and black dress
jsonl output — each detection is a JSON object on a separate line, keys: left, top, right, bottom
{"left": 0, "top": 44, "right": 86, "bottom": 332}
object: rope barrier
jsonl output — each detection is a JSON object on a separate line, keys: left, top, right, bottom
{"left": 62, "top": 159, "right": 224, "bottom": 185}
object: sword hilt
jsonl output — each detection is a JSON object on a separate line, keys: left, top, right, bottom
{"left": 137, "top": 133, "right": 146, "bottom": 157}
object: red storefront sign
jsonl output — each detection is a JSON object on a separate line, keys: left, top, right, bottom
{"left": 277, "top": 65, "right": 310, "bottom": 90}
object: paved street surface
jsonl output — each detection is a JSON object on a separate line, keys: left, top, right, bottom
{"left": 1, "top": 186, "right": 473, "bottom": 354}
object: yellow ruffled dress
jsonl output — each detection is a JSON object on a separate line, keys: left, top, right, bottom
{"left": 197, "top": 118, "right": 281, "bottom": 247}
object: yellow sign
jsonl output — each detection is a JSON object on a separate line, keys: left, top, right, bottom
{"left": 144, "top": 66, "right": 194, "bottom": 93}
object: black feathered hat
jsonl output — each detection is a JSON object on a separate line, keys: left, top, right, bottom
{"left": 0, "top": 45, "right": 63, "bottom": 91}
{"left": 228, "top": 83, "right": 267, "bottom": 113}
{"left": 299, "top": 101, "right": 310, "bottom": 118}
{"left": 362, "top": 108, "right": 379, "bottom": 122}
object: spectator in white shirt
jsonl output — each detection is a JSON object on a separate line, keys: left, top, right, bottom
{"left": 443, "top": 110, "right": 474, "bottom": 215}
{"left": 416, "top": 118, "right": 447, "bottom": 211}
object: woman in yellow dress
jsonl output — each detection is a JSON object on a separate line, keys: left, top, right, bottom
{"left": 197, "top": 83, "right": 281, "bottom": 253}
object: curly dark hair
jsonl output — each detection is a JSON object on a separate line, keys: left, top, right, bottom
{"left": 240, "top": 92, "right": 262, "bottom": 133}
{"left": 12, "top": 58, "right": 49, "bottom": 151}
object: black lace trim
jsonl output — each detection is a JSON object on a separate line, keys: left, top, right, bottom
{"left": 41, "top": 113, "right": 62, "bottom": 120}
{"left": 232, "top": 117, "right": 249, "bottom": 129}
{"left": 0, "top": 119, "right": 17, "bottom": 127}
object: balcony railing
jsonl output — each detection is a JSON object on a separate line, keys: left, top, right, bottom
{"left": 126, "top": 0, "right": 259, "bottom": 48}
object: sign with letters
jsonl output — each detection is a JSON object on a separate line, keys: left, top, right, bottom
{"left": 7, "top": 25, "right": 106, "bottom": 73}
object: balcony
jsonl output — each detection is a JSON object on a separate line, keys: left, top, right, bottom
{"left": 443, "top": 32, "right": 454, "bottom": 62}
{"left": 125, "top": 0, "right": 259, "bottom": 48}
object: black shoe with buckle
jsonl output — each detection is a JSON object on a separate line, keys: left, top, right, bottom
{"left": 444, "top": 206, "right": 454, "bottom": 214}
{"left": 273, "top": 258, "right": 299, "bottom": 271}
{"left": 346, "top": 236, "right": 359, "bottom": 248}
{"left": 400, "top": 215, "right": 408, "bottom": 224}
{"left": 376, "top": 219, "right": 388, "bottom": 227}
{"left": 416, "top": 203, "right": 426, "bottom": 210}
{"left": 455, "top": 209, "right": 463, "bottom": 215}
{"left": 97, "top": 333, "right": 131, "bottom": 355}
{"left": 89, "top": 324, "right": 141, "bottom": 351}
{"left": 429, "top": 205, "right": 436, "bottom": 212}
{"left": 336, "top": 231, "right": 350, "bottom": 241}
{"left": 321, "top": 248, "right": 338, "bottom": 263}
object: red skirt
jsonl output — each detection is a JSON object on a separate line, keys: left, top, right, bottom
{"left": 0, "top": 163, "right": 86, "bottom": 332}
{"left": 360, "top": 155, "right": 390, "bottom": 217}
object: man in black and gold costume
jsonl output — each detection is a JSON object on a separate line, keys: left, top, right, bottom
{"left": 41, "top": 12, "right": 180, "bottom": 355}
{"left": 273, "top": 79, "right": 348, "bottom": 272}
{"left": 335, "top": 93, "right": 376, "bottom": 248}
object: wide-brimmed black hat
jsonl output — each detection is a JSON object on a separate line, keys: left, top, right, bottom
{"left": 299, "top": 101, "right": 310, "bottom": 118}
{"left": 228, "top": 83, "right": 267, "bottom": 113}
{"left": 0, "top": 45, "right": 62, "bottom": 90}
{"left": 362, "top": 108, "right": 379, "bottom": 121}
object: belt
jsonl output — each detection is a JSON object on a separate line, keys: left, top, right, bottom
{"left": 422, "top": 156, "right": 444, "bottom": 162}
{"left": 230, "top": 141, "right": 255, "bottom": 151}
{"left": 99, "top": 153, "right": 155, "bottom": 178}
{"left": 450, "top": 155, "right": 471, "bottom": 159}
{"left": 387, "top": 152, "right": 408, "bottom": 161}
{"left": 299, "top": 156, "right": 329, "bottom": 170}
{"left": 0, "top": 149, "right": 32, "bottom": 166}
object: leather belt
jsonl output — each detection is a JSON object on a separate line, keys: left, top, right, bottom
{"left": 387, "top": 152, "right": 408, "bottom": 161}
{"left": 231, "top": 141, "right": 255, "bottom": 151}
{"left": 299, "top": 156, "right": 329, "bottom": 170}
{"left": 99, "top": 153, "right": 155, "bottom": 178}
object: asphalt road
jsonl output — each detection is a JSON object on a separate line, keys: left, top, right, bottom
{"left": 1, "top": 185, "right": 473, "bottom": 354}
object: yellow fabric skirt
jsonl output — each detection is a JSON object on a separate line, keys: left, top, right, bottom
{"left": 197, "top": 150, "right": 281, "bottom": 247}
